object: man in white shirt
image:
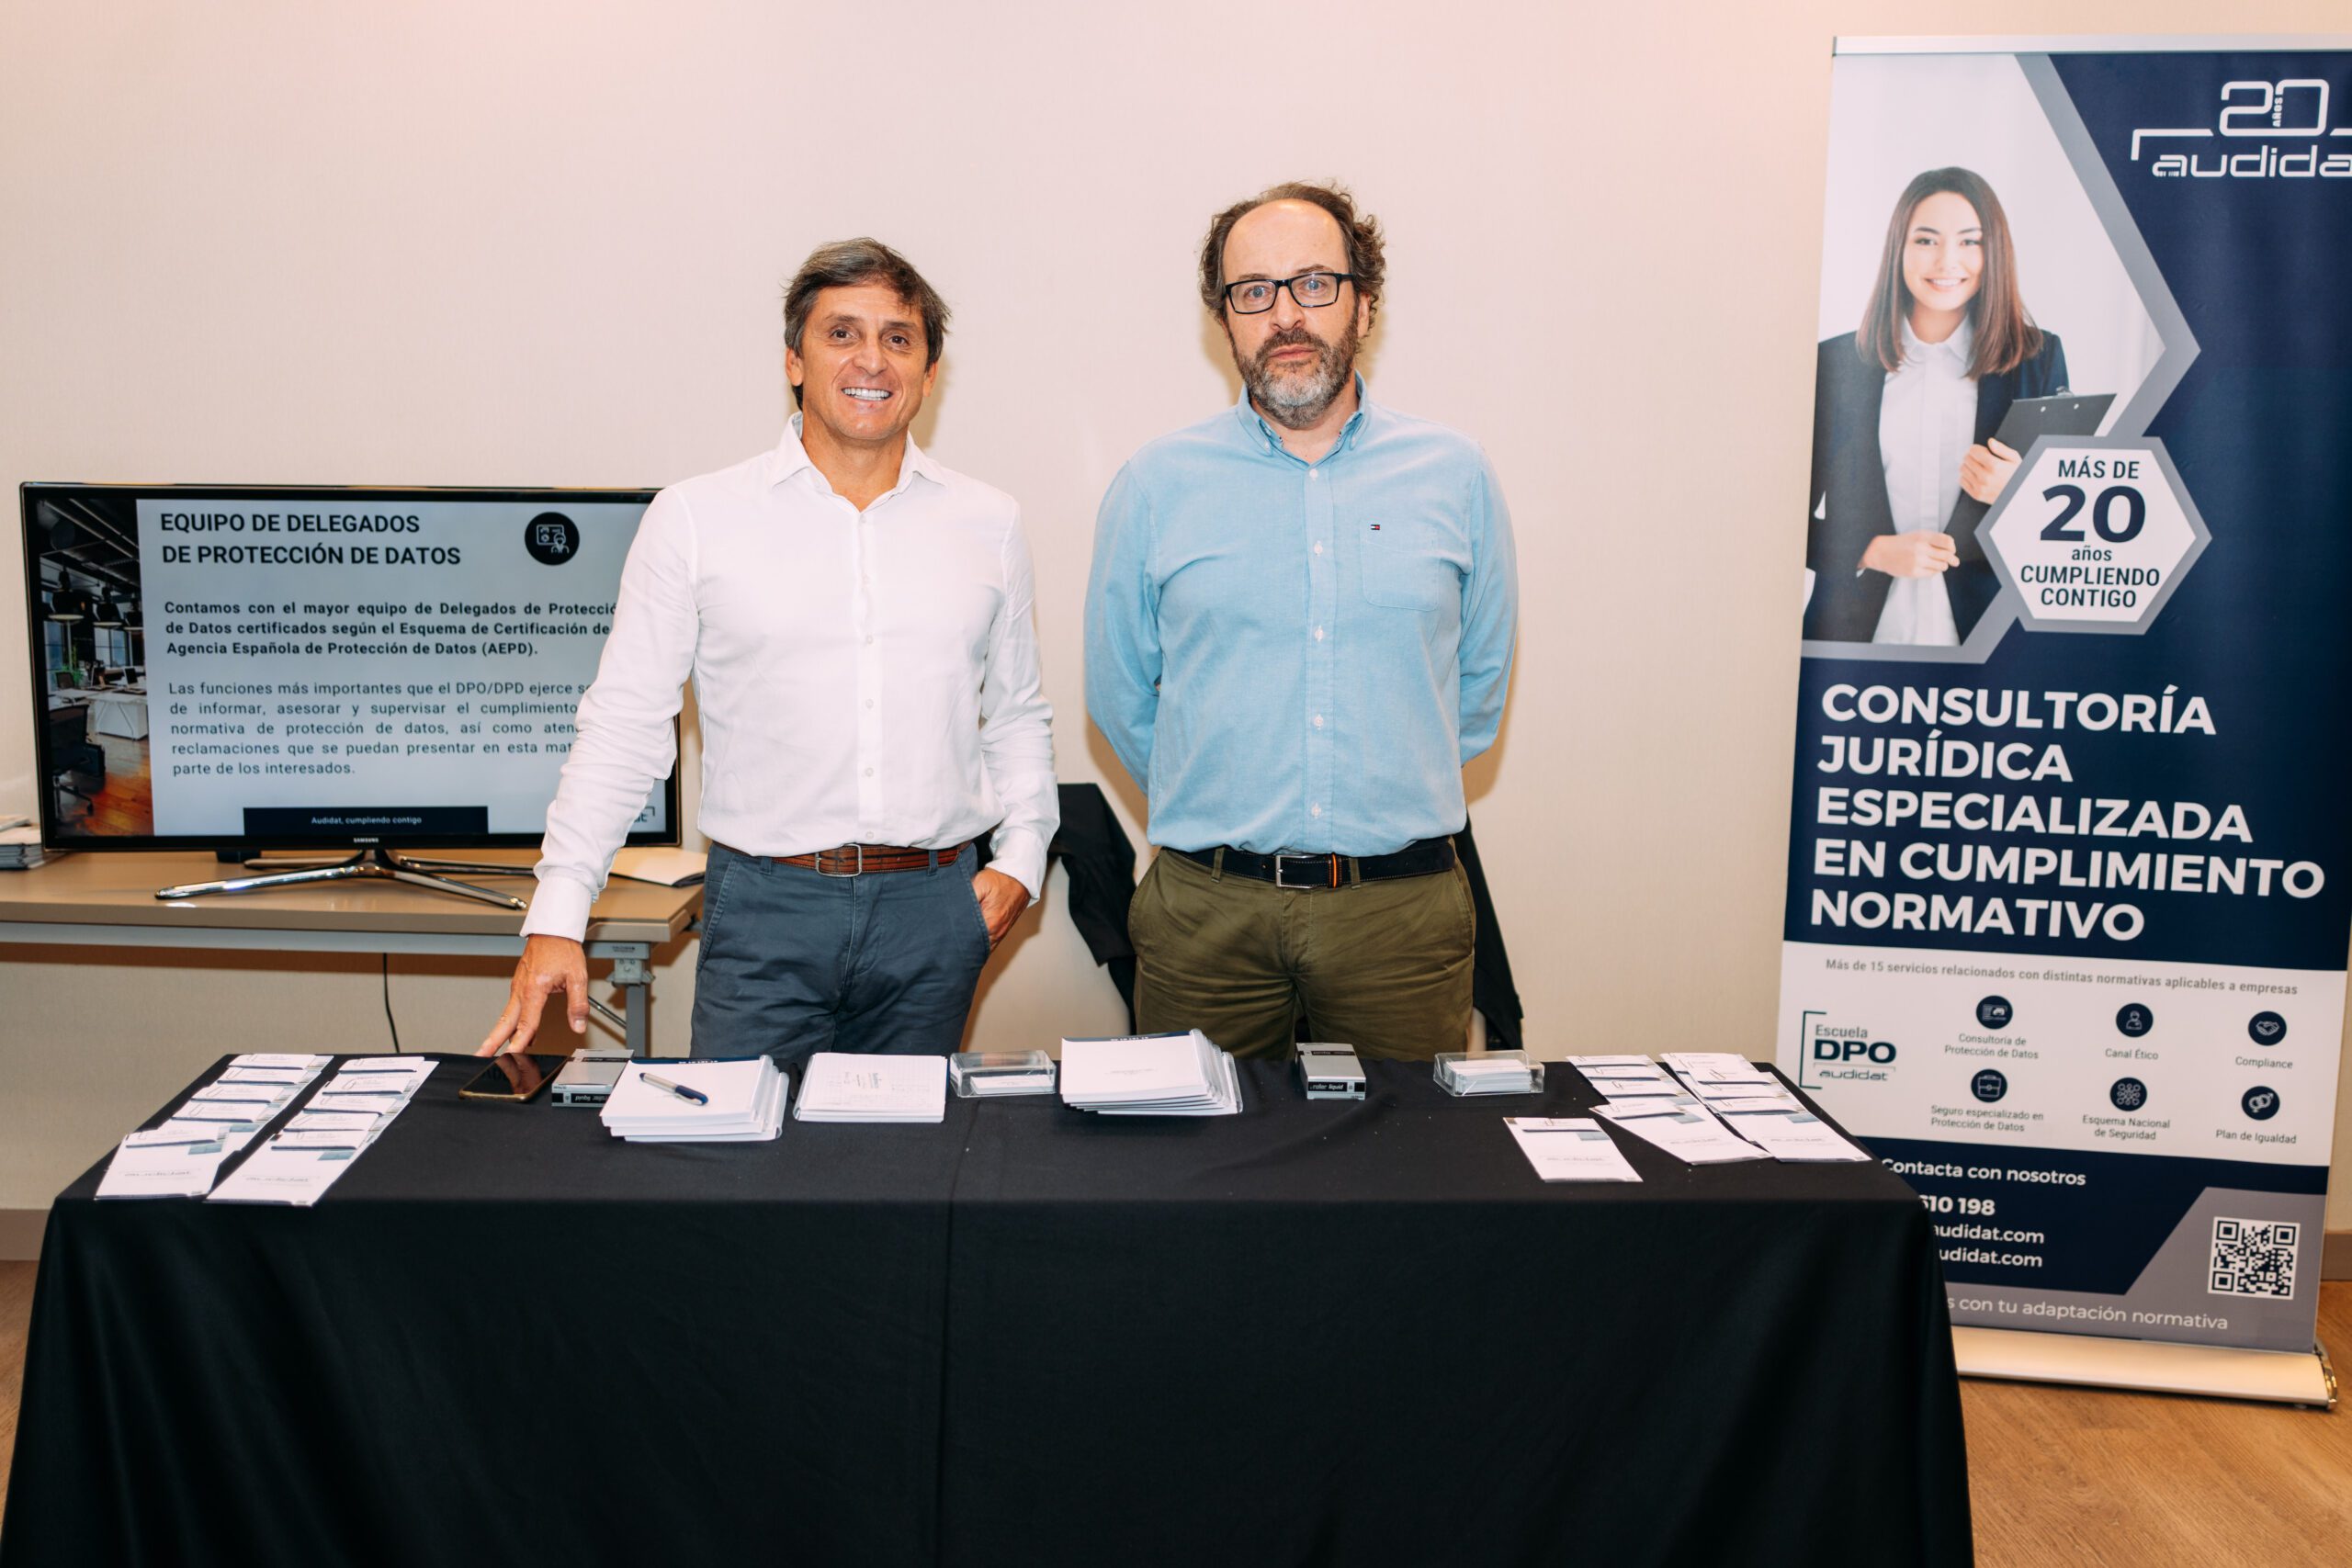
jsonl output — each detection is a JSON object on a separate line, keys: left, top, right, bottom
{"left": 479, "top": 239, "right": 1056, "bottom": 1066}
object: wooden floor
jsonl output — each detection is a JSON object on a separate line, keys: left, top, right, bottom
{"left": 0, "top": 1260, "right": 2343, "bottom": 1559}
{"left": 59, "top": 732, "right": 153, "bottom": 836}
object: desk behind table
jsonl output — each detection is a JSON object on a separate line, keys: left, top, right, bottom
{"left": 1, "top": 1060, "right": 1970, "bottom": 1568}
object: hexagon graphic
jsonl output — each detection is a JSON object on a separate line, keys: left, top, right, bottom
{"left": 1982, "top": 436, "right": 2210, "bottom": 635}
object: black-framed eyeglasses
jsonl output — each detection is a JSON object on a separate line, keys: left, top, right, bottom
{"left": 1222, "top": 272, "right": 1356, "bottom": 314}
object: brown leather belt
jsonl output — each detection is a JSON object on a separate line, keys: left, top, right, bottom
{"left": 753, "top": 842, "right": 967, "bottom": 877}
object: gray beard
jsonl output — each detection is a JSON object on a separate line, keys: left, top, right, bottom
{"left": 1238, "top": 320, "right": 1359, "bottom": 430}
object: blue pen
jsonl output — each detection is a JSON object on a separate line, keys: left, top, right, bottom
{"left": 643, "top": 1073, "right": 709, "bottom": 1106}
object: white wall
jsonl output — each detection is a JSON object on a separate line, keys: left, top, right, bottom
{"left": 2, "top": 1, "right": 2347, "bottom": 1232}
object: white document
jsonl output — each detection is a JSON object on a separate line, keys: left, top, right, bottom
{"left": 287, "top": 1110, "right": 385, "bottom": 1134}
{"left": 231, "top": 1054, "right": 333, "bottom": 1072}
{"left": 169, "top": 1102, "right": 270, "bottom": 1126}
{"left": 1716, "top": 1109, "right": 1873, "bottom": 1163}
{"left": 1092, "top": 1043, "right": 1242, "bottom": 1115}
{"left": 1592, "top": 1102, "right": 1770, "bottom": 1164}
{"left": 188, "top": 1082, "right": 297, "bottom": 1106}
{"left": 97, "top": 1141, "right": 230, "bottom": 1199}
{"left": 1595, "top": 1081, "right": 1693, "bottom": 1102}
{"left": 1663, "top": 1053, "right": 1780, "bottom": 1085}
{"left": 1566, "top": 1055, "right": 1657, "bottom": 1068}
{"left": 795, "top": 1053, "right": 949, "bottom": 1123}
{"left": 208, "top": 1142, "right": 361, "bottom": 1206}
{"left": 1059, "top": 1031, "right": 1241, "bottom": 1115}
{"left": 601, "top": 1059, "right": 787, "bottom": 1142}
{"left": 334, "top": 1057, "right": 438, "bottom": 1080}
{"left": 1505, "top": 1118, "right": 1643, "bottom": 1182}
{"left": 219, "top": 1066, "right": 321, "bottom": 1086}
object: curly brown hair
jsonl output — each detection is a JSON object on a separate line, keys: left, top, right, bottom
{"left": 1196, "top": 180, "right": 1385, "bottom": 327}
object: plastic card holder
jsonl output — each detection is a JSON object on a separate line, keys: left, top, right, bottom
{"left": 1433, "top": 1051, "right": 1546, "bottom": 1097}
{"left": 951, "top": 1050, "right": 1059, "bottom": 1098}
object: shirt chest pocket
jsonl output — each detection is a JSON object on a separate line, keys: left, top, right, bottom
{"left": 1357, "top": 517, "right": 1460, "bottom": 613}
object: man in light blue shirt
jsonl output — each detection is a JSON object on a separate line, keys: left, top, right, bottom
{"left": 1085, "top": 181, "right": 1518, "bottom": 1059}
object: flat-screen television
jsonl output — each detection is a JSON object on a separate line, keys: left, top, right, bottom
{"left": 22, "top": 483, "right": 675, "bottom": 851}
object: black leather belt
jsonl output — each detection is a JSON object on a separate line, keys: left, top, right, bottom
{"left": 1175, "top": 837, "right": 1455, "bottom": 889}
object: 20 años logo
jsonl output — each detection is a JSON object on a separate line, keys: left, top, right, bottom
{"left": 2132, "top": 78, "right": 2352, "bottom": 178}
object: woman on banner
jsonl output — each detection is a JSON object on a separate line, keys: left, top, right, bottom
{"left": 1803, "top": 166, "right": 2068, "bottom": 647}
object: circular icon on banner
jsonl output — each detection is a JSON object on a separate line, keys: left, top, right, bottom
{"left": 2115, "top": 1003, "right": 2154, "bottom": 1038}
{"left": 1975, "top": 996, "right": 2014, "bottom": 1030}
{"left": 2242, "top": 1086, "right": 2281, "bottom": 1122}
{"left": 2109, "top": 1077, "right": 2149, "bottom": 1112}
{"left": 2247, "top": 1011, "right": 2288, "bottom": 1048}
{"left": 524, "top": 512, "right": 580, "bottom": 565}
{"left": 1971, "top": 1069, "right": 2008, "bottom": 1103}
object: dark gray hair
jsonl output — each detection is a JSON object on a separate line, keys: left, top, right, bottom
{"left": 1197, "top": 181, "right": 1386, "bottom": 327}
{"left": 783, "top": 238, "right": 951, "bottom": 407}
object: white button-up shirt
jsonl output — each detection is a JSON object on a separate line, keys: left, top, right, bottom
{"left": 1872, "top": 316, "right": 1975, "bottom": 647}
{"left": 521, "top": 417, "right": 1057, "bottom": 942}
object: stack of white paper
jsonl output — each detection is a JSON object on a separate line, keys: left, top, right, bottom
{"left": 1059, "top": 1031, "right": 1242, "bottom": 1116}
{"left": 600, "top": 1058, "right": 787, "bottom": 1142}
{"left": 1504, "top": 1117, "right": 1643, "bottom": 1182}
{"left": 211, "top": 1055, "right": 437, "bottom": 1206}
{"left": 97, "top": 1053, "right": 332, "bottom": 1200}
{"left": 1710, "top": 1101, "right": 1873, "bottom": 1162}
{"left": 1590, "top": 1100, "right": 1770, "bottom": 1165}
{"left": 794, "top": 1053, "right": 948, "bottom": 1123}
{"left": 1566, "top": 1055, "right": 1694, "bottom": 1104}
{"left": 0, "top": 821, "right": 47, "bottom": 869}
{"left": 1661, "top": 1053, "right": 1783, "bottom": 1091}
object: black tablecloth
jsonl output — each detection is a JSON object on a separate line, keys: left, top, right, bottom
{"left": 2, "top": 1058, "right": 1970, "bottom": 1568}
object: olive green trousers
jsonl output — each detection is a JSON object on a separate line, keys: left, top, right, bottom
{"left": 1128, "top": 845, "right": 1476, "bottom": 1061}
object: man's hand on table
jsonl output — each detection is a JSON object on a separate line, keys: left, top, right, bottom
{"left": 479, "top": 934, "right": 588, "bottom": 1055}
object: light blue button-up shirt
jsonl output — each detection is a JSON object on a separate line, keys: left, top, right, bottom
{"left": 1085, "top": 382, "right": 1518, "bottom": 855}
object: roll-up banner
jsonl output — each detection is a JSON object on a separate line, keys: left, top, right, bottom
{"left": 1779, "top": 37, "right": 2349, "bottom": 1376}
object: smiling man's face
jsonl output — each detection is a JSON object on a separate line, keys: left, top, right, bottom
{"left": 786, "top": 280, "right": 939, "bottom": 453}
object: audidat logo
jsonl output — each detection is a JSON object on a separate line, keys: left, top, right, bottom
{"left": 2131, "top": 77, "right": 2352, "bottom": 178}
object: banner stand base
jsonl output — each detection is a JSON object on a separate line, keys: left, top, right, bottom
{"left": 1954, "top": 1325, "right": 2336, "bottom": 1407}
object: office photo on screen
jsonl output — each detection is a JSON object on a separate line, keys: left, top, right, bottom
{"left": 21, "top": 485, "right": 671, "bottom": 849}
{"left": 1799, "top": 51, "right": 2159, "bottom": 656}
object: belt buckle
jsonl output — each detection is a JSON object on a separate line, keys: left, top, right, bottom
{"left": 814, "top": 844, "right": 864, "bottom": 878}
{"left": 1274, "top": 852, "right": 1337, "bottom": 890}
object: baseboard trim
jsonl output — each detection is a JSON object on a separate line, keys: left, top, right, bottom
{"left": 2327, "top": 1228, "right": 2351, "bottom": 1281}
{"left": 0, "top": 1206, "right": 45, "bottom": 1261}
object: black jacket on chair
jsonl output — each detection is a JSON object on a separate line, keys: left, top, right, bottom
{"left": 1803, "top": 329, "right": 2069, "bottom": 645}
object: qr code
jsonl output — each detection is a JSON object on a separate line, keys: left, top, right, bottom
{"left": 2209, "top": 1217, "right": 2300, "bottom": 1299}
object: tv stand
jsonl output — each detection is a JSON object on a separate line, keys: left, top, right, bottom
{"left": 156, "top": 848, "right": 526, "bottom": 909}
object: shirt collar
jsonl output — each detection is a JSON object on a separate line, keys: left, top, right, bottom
{"left": 763, "top": 412, "right": 946, "bottom": 495}
{"left": 1899, "top": 314, "right": 1974, "bottom": 367}
{"left": 1232, "top": 372, "right": 1374, "bottom": 460}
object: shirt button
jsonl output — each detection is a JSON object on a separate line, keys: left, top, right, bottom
{"left": 1310, "top": 471, "right": 1320, "bottom": 481}
{"left": 864, "top": 634, "right": 874, "bottom": 645}
{"left": 1314, "top": 626, "right": 1325, "bottom": 641}
{"left": 1313, "top": 542, "right": 1324, "bottom": 556}
{"left": 1310, "top": 804, "right": 1322, "bottom": 818}
{"left": 865, "top": 699, "right": 875, "bottom": 708}
{"left": 864, "top": 767, "right": 875, "bottom": 777}
{"left": 1312, "top": 715, "right": 1324, "bottom": 728}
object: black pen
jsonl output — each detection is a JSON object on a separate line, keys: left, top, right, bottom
{"left": 644, "top": 1073, "right": 709, "bottom": 1106}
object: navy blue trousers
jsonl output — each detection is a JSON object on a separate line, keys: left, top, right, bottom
{"left": 690, "top": 841, "right": 991, "bottom": 1070}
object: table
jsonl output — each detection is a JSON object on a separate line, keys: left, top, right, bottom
{"left": 79, "top": 688, "right": 149, "bottom": 739}
{"left": 0, "top": 851, "right": 699, "bottom": 1054}
{"left": 1, "top": 1060, "right": 1972, "bottom": 1568}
